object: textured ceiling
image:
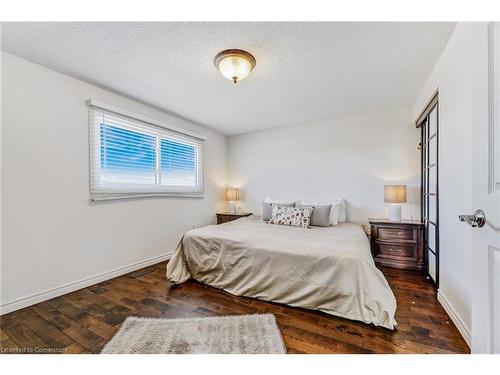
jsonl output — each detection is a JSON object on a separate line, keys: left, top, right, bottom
{"left": 1, "top": 22, "right": 455, "bottom": 135}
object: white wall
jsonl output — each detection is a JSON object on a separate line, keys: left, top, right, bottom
{"left": 228, "top": 107, "right": 420, "bottom": 224}
{"left": 412, "top": 23, "right": 486, "bottom": 346}
{"left": 0, "top": 52, "right": 227, "bottom": 313}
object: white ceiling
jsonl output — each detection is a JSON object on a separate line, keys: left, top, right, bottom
{"left": 1, "top": 22, "right": 455, "bottom": 135}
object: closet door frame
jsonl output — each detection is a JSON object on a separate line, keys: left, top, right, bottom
{"left": 417, "top": 92, "right": 439, "bottom": 286}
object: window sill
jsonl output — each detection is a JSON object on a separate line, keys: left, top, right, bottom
{"left": 90, "top": 193, "right": 204, "bottom": 202}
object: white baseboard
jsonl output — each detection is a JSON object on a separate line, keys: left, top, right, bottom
{"left": 437, "top": 289, "right": 471, "bottom": 347}
{"left": 0, "top": 252, "right": 174, "bottom": 315}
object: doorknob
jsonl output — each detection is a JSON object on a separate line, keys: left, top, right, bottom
{"left": 459, "top": 209, "right": 486, "bottom": 228}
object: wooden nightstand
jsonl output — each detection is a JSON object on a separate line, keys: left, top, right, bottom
{"left": 369, "top": 218, "right": 425, "bottom": 272}
{"left": 216, "top": 212, "right": 253, "bottom": 224}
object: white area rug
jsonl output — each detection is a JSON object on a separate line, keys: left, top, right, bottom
{"left": 101, "top": 314, "right": 286, "bottom": 354}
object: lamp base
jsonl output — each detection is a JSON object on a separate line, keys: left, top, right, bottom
{"left": 228, "top": 201, "right": 237, "bottom": 214}
{"left": 388, "top": 205, "right": 402, "bottom": 222}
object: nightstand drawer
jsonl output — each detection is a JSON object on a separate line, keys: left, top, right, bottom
{"left": 369, "top": 218, "right": 425, "bottom": 272}
{"left": 375, "top": 243, "right": 416, "bottom": 260}
{"left": 376, "top": 227, "right": 417, "bottom": 242}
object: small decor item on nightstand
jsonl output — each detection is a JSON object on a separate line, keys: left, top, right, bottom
{"left": 384, "top": 185, "right": 407, "bottom": 222}
{"left": 225, "top": 188, "right": 240, "bottom": 214}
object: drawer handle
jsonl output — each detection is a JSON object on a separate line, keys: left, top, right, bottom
{"left": 383, "top": 230, "right": 407, "bottom": 236}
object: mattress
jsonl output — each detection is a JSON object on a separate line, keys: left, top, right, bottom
{"left": 166, "top": 217, "right": 397, "bottom": 329}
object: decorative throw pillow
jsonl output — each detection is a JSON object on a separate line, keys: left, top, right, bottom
{"left": 299, "top": 200, "right": 342, "bottom": 225}
{"left": 269, "top": 205, "right": 313, "bottom": 228}
{"left": 262, "top": 201, "right": 295, "bottom": 221}
{"left": 297, "top": 204, "right": 332, "bottom": 227}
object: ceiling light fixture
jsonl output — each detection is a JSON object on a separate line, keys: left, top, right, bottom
{"left": 214, "top": 49, "right": 256, "bottom": 84}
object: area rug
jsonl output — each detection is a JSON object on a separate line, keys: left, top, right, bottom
{"left": 101, "top": 313, "right": 286, "bottom": 354}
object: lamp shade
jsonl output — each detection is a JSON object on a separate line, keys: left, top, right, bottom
{"left": 384, "top": 185, "right": 407, "bottom": 203}
{"left": 225, "top": 188, "right": 240, "bottom": 201}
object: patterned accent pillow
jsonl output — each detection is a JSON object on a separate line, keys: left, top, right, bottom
{"left": 296, "top": 204, "right": 332, "bottom": 227}
{"left": 262, "top": 201, "right": 295, "bottom": 221}
{"left": 269, "top": 205, "right": 314, "bottom": 228}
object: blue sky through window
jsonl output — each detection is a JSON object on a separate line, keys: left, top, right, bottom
{"left": 160, "top": 139, "right": 196, "bottom": 186}
{"left": 100, "top": 124, "right": 156, "bottom": 172}
{"left": 99, "top": 124, "right": 197, "bottom": 187}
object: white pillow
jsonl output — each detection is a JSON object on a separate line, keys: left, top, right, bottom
{"left": 337, "top": 199, "right": 347, "bottom": 222}
{"left": 299, "top": 200, "right": 342, "bottom": 226}
{"left": 330, "top": 201, "right": 343, "bottom": 225}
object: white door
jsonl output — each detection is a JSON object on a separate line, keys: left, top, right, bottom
{"left": 470, "top": 22, "right": 500, "bottom": 354}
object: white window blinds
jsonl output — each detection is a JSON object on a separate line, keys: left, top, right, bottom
{"left": 89, "top": 102, "right": 204, "bottom": 197}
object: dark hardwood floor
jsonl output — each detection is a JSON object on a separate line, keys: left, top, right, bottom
{"left": 0, "top": 262, "right": 470, "bottom": 354}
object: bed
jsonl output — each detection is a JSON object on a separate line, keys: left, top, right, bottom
{"left": 166, "top": 217, "right": 397, "bottom": 329}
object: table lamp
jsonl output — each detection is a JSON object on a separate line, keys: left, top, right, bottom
{"left": 384, "top": 185, "right": 407, "bottom": 222}
{"left": 225, "top": 187, "right": 240, "bottom": 214}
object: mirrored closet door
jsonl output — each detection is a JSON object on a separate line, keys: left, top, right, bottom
{"left": 419, "top": 97, "right": 439, "bottom": 285}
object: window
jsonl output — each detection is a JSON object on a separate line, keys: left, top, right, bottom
{"left": 89, "top": 101, "right": 204, "bottom": 197}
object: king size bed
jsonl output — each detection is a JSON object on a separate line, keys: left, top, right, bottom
{"left": 166, "top": 216, "right": 397, "bottom": 329}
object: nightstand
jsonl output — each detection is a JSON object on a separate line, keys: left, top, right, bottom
{"left": 369, "top": 218, "right": 425, "bottom": 272}
{"left": 216, "top": 212, "right": 253, "bottom": 224}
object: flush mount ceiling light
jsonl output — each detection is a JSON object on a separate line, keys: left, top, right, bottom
{"left": 214, "top": 49, "right": 256, "bottom": 84}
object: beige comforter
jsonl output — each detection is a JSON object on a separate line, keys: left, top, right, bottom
{"left": 166, "top": 217, "right": 397, "bottom": 329}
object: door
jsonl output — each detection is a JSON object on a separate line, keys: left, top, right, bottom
{"left": 471, "top": 23, "right": 500, "bottom": 354}
{"left": 420, "top": 101, "right": 439, "bottom": 285}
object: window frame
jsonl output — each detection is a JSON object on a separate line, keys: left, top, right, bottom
{"left": 88, "top": 100, "right": 205, "bottom": 200}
